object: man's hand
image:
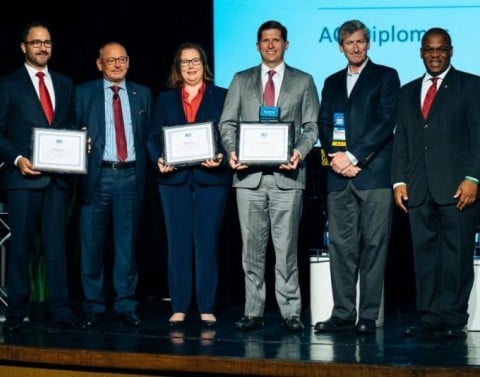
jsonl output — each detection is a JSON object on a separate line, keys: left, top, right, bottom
{"left": 454, "top": 179, "right": 478, "bottom": 210}
{"left": 229, "top": 151, "right": 248, "bottom": 170}
{"left": 17, "top": 156, "right": 41, "bottom": 176}
{"left": 393, "top": 184, "right": 408, "bottom": 213}
{"left": 280, "top": 150, "right": 301, "bottom": 170}
{"left": 328, "top": 151, "right": 352, "bottom": 174}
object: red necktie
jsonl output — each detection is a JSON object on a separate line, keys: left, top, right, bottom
{"left": 422, "top": 77, "right": 438, "bottom": 119}
{"left": 111, "top": 86, "right": 128, "bottom": 161}
{"left": 36, "top": 72, "right": 54, "bottom": 125}
{"left": 263, "top": 70, "right": 276, "bottom": 106}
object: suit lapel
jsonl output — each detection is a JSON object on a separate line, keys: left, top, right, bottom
{"left": 93, "top": 80, "right": 107, "bottom": 142}
{"left": 252, "top": 66, "right": 263, "bottom": 105}
{"left": 277, "top": 67, "right": 290, "bottom": 107}
{"left": 426, "top": 69, "right": 454, "bottom": 119}
{"left": 21, "top": 68, "right": 50, "bottom": 124}
{"left": 126, "top": 83, "right": 138, "bottom": 135}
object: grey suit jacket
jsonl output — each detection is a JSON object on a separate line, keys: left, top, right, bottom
{"left": 219, "top": 64, "right": 319, "bottom": 190}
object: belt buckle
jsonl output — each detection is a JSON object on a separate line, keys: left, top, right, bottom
{"left": 112, "top": 161, "right": 119, "bottom": 170}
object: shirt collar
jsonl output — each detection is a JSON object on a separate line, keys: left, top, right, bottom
{"left": 261, "top": 62, "right": 285, "bottom": 77}
{"left": 347, "top": 57, "right": 369, "bottom": 76}
{"left": 104, "top": 79, "right": 126, "bottom": 91}
{"left": 424, "top": 65, "right": 451, "bottom": 83}
{"left": 25, "top": 63, "right": 50, "bottom": 80}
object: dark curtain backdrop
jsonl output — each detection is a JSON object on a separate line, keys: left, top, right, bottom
{"left": 0, "top": 1, "right": 416, "bottom": 314}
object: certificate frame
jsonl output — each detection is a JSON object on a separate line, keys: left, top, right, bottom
{"left": 31, "top": 127, "right": 87, "bottom": 174}
{"left": 236, "top": 122, "right": 294, "bottom": 165}
{"left": 163, "top": 121, "right": 216, "bottom": 166}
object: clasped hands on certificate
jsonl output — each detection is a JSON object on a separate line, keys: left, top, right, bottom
{"left": 228, "top": 150, "right": 301, "bottom": 171}
{"left": 157, "top": 153, "right": 223, "bottom": 173}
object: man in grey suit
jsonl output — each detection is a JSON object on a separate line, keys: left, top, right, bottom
{"left": 219, "top": 20, "right": 319, "bottom": 332}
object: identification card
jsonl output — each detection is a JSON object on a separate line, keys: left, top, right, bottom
{"left": 332, "top": 112, "right": 346, "bottom": 147}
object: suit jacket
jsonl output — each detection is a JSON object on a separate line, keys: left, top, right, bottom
{"left": 146, "top": 84, "right": 232, "bottom": 186}
{"left": 318, "top": 60, "right": 400, "bottom": 192}
{"left": 75, "top": 79, "right": 152, "bottom": 203}
{"left": 0, "top": 66, "right": 76, "bottom": 189}
{"left": 391, "top": 67, "right": 480, "bottom": 207}
{"left": 219, "top": 64, "right": 319, "bottom": 190}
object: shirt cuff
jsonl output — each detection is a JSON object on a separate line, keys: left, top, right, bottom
{"left": 345, "top": 151, "right": 358, "bottom": 165}
{"left": 465, "top": 176, "right": 479, "bottom": 184}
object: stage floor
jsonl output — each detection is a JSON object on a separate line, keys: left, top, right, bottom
{"left": 1, "top": 299, "right": 480, "bottom": 376}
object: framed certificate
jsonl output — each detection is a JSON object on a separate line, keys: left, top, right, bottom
{"left": 31, "top": 128, "right": 87, "bottom": 174}
{"left": 237, "top": 122, "right": 293, "bottom": 165}
{"left": 163, "top": 122, "right": 215, "bottom": 166}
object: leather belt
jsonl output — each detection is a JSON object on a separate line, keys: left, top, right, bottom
{"left": 261, "top": 167, "right": 276, "bottom": 175}
{"left": 101, "top": 161, "right": 136, "bottom": 170}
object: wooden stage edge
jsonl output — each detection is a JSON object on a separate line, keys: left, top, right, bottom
{"left": 1, "top": 344, "right": 480, "bottom": 377}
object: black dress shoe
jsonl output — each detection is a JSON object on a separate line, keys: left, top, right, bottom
{"left": 355, "top": 318, "right": 376, "bottom": 334}
{"left": 169, "top": 319, "right": 185, "bottom": 327}
{"left": 80, "top": 312, "right": 102, "bottom": 330}
{"left": 118, "top": 312, "right": 142, "bottom": 328}
{"left": 201, "top": 320, "right": 217, "bottom": 328}
{"left": 282, "top": 316, "right": 304, "bottom": 332}
{"left": 404, "top": 321, "right": 443, "bottom": 336}
{"left": 2, "top": 317, "right": 24, "bottom": 333}
{"left": 234, "top": 316, "right": 264, "bottom": 331}
{"left": 441, "top": 327, "right": 467, "bottom": 338}
{"left": 314, "top": 316, "right": 355, "bottom": 333}
{"left": 55, "top": 316, "right": 79, "bottom": 329}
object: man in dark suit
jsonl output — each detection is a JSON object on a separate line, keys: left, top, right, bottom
{"left": 0, "top": 21, "right": 77, "bottom": 333}
{"left": 392, "top": 27, "right": 480, "bottom": 338}
{"left": 75, "top": 41, "right": 152, "bottom": 328}
{"left": 316, "top": 20, "right": 400, "bottom": 334}
{"left": 219, "top": 20, "right": 319, "bottom": 332}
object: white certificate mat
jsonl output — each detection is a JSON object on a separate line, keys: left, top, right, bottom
{"left": 237, "top": 122, "right": 292, "bottom": 165}
{"left": 31, "top": 128, "right": 87, "bottom": 174}
{"left": 163, "top": 122, "right": 215, "bottom": 166}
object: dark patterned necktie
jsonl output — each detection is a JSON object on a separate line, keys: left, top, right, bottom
{"left": 111, "top": 86, "right": 127, "bottom": 161}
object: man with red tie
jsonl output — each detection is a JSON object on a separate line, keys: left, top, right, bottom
{"left": 0, "top": 21, "right": 78, "bottom": 333}
{"left": 75, "top": 42, "right": 152, "bottom": 329}
{"left": 392, "top": 27, "right": 480, "bottom": 338}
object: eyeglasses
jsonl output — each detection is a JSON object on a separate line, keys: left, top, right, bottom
{"left": 422, "top": 46, "right": 451, "bottom": 55}
{"left": 180, "top": 58, "right": 202, "bottom": 67}
{"left": 101, "top": 56, "right": 129, "bottom": 66}
{"left": 24, "top": 40, "right": 52, "bottom": 48}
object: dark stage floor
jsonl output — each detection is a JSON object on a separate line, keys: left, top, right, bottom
{"left": 1, "top": 299, "right": 480, "bottom": 376}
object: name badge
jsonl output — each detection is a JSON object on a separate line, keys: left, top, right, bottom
{"left": 259, "top": 106, "right": 280, "bottom": 122}
{"left": 332, "top": 112, "right": 346, "bottom": 147}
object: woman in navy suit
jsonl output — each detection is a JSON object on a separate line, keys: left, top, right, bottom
{"left": 147, "top": 43, "right": 231, "bottom": 326}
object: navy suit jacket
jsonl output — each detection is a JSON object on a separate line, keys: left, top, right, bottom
{"left": 318, "top": 60, "right": 400, "bottom": 192}
{"left": 75, "top": 79, "right": 152, "bottom": 203}
{"left": 392, "top": 67, "right": 480, "bottom": 206}
{"left": 147, "top": 84, "right": 232, "bottom": 186}
{"left": 0, "top": 66, "right": 76, "bottom": 190}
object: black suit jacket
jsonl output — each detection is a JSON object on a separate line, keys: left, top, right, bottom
{"left": 0, "top": 66, "right": 76, "bottom": 190}
{"left": 318, "top": 60, "right": 400, "bottom": 192}
{"left": 391, "top": 67, "right": 480, "bottom": 206}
